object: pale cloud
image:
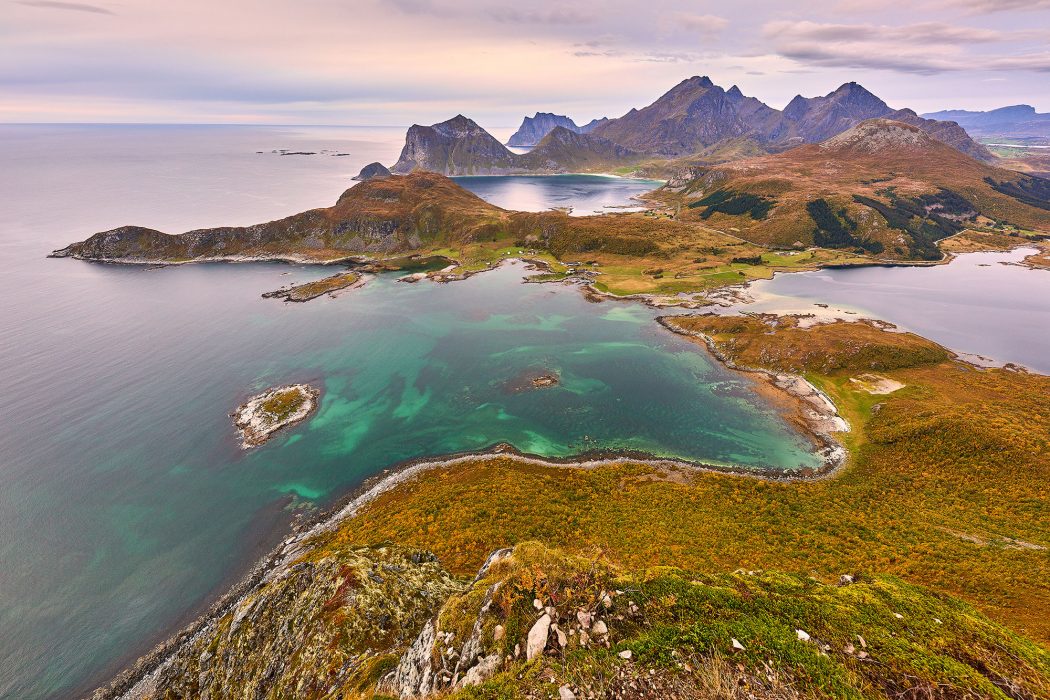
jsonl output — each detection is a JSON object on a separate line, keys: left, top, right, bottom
{"left": 1, "top": 0, "right": 1048, "bottom": 122}
{"left": 944, "top": 0, "right": 1050, "bottom": 13}
{"left": 15, "top": 0, "right": 113, "bottom": 14}
{"left": 764, "top": 20, "right": 1050, "bottom": 74}
{"left": 676, "top": 13, "right": 730, "bottom": 35}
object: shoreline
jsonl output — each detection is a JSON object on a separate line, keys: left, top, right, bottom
{"left": 88, "top": 316, "right": 850, "bottom": 700}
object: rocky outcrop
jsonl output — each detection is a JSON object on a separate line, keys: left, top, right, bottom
{"left": 391, "top": 115, "right": 519, "bottom": 175}
{"left": 883, "top": 109, "right": 996, "bottom": 162}
{"left": 95, "top": 536, "right": 1050, "bottom": 700}
{"left": 123, "top": 546, "right": 463, "bottom": 700}
{"left": 353, "top": 162, "right": 391, "bottom": 181}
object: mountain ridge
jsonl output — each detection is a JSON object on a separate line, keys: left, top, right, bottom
{"left": 593, "top": 76, "right": 994, "bottom": 162}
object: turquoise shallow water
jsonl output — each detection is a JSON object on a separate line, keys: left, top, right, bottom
{"left": 0, "top": 125, "right": 821, "bottom": 699}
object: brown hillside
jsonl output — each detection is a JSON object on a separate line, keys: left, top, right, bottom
{"left": 676, "top": 119, "right": 1050, "bottom": 258}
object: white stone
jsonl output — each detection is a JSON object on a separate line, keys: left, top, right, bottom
{"left": 591, "top": 620, "right": 608, "bottom": 636}
{"left": 526, "top": 614, "right": 551, "bottom": 660}
{"left": 559, "top": 686, "right": 576, "bottom": 700}
{"left": 731, "top": 638, "right": 745, "bottom": 651}
{"left": 618, "top": 649, "right": 633, "bottom": 660}
{"left": 796, "top": 629, "right": 810, "bottom": 642}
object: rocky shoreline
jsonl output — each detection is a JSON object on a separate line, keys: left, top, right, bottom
{"left": 656, "top": 315, "right": 849, "bottom": 467}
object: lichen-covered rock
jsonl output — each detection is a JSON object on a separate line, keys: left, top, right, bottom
{"left": 137, "top": 546, "right": 463, "bottom": 699}
{"left": 379, "top": 543, "right": 618, "bottom": 698}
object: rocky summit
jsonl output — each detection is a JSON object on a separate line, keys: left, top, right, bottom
{"left": 392, "top": 115, "right": 519, "bottom": 175}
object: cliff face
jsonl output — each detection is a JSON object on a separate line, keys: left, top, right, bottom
{"left": 101, "top": 540, "right": 1050, "bottom": 700}
{"left": 391, "top": 115, "right": 519, "bottom": 175}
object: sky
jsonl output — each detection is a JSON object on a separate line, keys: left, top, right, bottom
{"left": 2, "top": 0, "right": 1049, "bottom": 126}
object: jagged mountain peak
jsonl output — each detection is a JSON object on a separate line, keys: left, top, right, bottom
{"left": 726, "top": 85, "right": 744, "bottom": 100}
{"left": 829, "top": 82, "right": 888, "bottom": 110}
{"left": 430, "top": 114, "right": 487, "bottom": 138}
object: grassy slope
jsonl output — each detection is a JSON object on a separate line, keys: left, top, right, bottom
{"left": 435, "top": 543, "right": 1050, "bottom": 700}
{"left": 311, "top": 318, "right": 1050, "bottom": 647}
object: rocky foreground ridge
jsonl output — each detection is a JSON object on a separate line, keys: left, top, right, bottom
{"left": 100, "top": 540, "right": 1050, "bottom": 699}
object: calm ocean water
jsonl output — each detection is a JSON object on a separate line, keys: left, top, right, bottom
{"left": 0, "top": 125, "right": 817, "bottom": 699}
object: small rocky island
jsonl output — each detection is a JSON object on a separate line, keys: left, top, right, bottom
{"left": 262, "top": 271, "right": 362, "bottom": 302}
{"left": 232, "top": 384, "right": 320, "bottom": 448}
{"left": 353, "top": 162, "right": 391, "bottom": 181}
{"left": 502, "top": 369, "right": 561, "bottom": 393}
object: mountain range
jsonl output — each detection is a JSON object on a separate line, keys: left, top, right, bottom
{"left": 389, "top": 76, "right": 995, "bottom": 177}
{"left": 594, "top": 77, "right": 993, "bottom": 162}
{"left": 923, "top": 105, "right": 1050, "bottom": 139}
